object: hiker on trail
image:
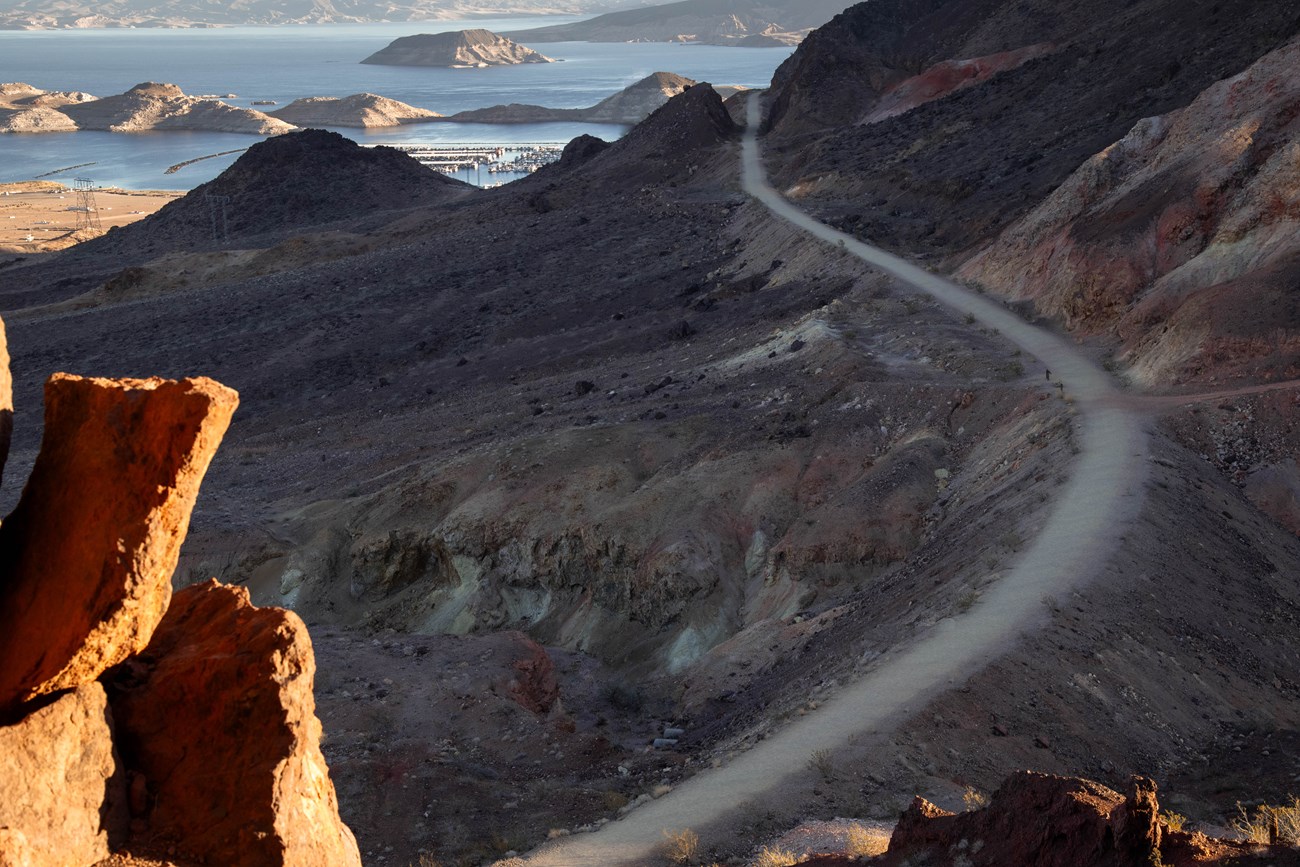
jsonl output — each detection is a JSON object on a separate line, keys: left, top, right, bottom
{"left": 1045, "top": 369, "right": 1051, "bottom": 381}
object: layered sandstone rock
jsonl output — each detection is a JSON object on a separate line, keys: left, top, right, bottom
{"left": 0, "top": 375, "right": 238, "bottom": 711}
{"left": 110, "top": 580, "right": 361, "bottom": 867}
{"left": 0, "top": 683, "right": 125, "bottom": 867}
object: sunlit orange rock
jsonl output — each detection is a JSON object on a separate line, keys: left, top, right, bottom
{"left": 0, "top": 374, "right": 238, "bottom": 712}
{"left": 0, "top": 317, "right": 12, "bottom": 490}
{"left": 0, "top": 683, "right": 126, "bottom": 866}
{"left": 110, "top": 580, "right": 361, "bottom": 867}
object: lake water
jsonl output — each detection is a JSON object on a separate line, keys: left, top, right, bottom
{"left": 0, "top": 22, "right": 793, "bottom": 188}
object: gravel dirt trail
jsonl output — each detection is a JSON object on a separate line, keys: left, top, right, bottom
{"left": 512, "top": 93, "right": 1151, "bottom": 867}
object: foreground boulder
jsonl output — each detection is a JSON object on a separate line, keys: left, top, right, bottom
{"left": 879, "top": 771, "right": 1298, "bottom": 867}
{"left": 110, "top": 580, "right": 361, "bottom": 867}
{"left": 0, "top": 317, "right": 10, "bottom": 487}
{"left": 0, "top": 375, "right": 238, "bottom": 712}
{"left": 0, "top": 683, "right": 124, "bottom": 867}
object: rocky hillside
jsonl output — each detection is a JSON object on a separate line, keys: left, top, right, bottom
{"left": 361, "top": 28, "right": 554, "bottom": 67}
{"left": 269, "top": 93, "right": 441, "bottom": 128}
{"left": 69, "top": 128, "right": 473, "bottom": 258}
{"left": 446, "top": 71, "right": 746, "bottom": 125}
{"left": 6, "top": 4, "right": 1300, "bottom": 862}
{"left": 960, "top": 34, "right": 1300, "bottom": 388}
{"left": 762, "top": 0, "right": 1300, "bottom": 254}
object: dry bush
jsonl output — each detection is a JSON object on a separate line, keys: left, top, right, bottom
{"left": 963, "top": 786, "right": 990, "bottom": 811}
{"left": 663, "top": 828, "right": 700, "bottom": 865}
{"left": 1231, "top": 798, "right": 1300, "bottom": 845}
{"left": 751, "top": 846, "right": 798, "bottom": 867}
{"left": 845, "top": 824, "right": 890, "bottom": 856}
{"left": 601, "top": 790, "right": 629, "bottom": 811}
{"left": 1160, "top": 810, "right": 1188, "bottom": 832}
{"left": 808, "top": 748, "right": 835, "bottom": 780}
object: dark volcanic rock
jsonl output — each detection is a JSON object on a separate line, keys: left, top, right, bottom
{"left": 536, "top": 83, "right": 739, "bottom": 189}
{"left": 763, "top": 0, "right": 1300, "bottom": 254}
{"left": 77, "top": 128, "right": 474, "bottom": 257}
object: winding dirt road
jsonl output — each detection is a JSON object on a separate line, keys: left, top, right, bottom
{"left": 513, "top": 93, "right": 1151, "bottom": 867}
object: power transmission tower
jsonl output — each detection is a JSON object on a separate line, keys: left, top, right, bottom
{"left": 205, "top": 193, "right": 231, "bottom": 242}
{"left": 73, "top": 178, "right": 102, "bottom": 232}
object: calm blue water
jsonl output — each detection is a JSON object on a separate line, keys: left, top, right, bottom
{"left": 0, "top": 22, "right": 791, "bottom": 188}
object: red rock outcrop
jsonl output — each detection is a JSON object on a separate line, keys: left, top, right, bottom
{"left": 0, "top": 375, "right": 238, "bottom": 712}
{"left": 0, "top": 683, "right": 125, "bottom": 867}
{"left": 862, "top": 43, "right": 1056, "bottom": 124}
{"left": 109, "top": 580, "right": 361, "bottom": 867}
{"left": 876, "top": 771, "right": 1297, "bottom": 867}
{"left": 505, "top": 633, "right": 560, "bottom": 715}
{"left": 0, "top": 316, "right": 11, "bottom": 489}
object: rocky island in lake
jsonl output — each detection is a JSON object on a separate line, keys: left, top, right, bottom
{"left": 269, "top": 93, "right": 442, "bottom": 128}
{"left": 445, "top": 71, "right": 747, "bottom": 125}
{"left": 360, "top": 29, "right": 555, "bottom": 68}
{"left": 0, "top": 81, "right": 293, "bottom": 134}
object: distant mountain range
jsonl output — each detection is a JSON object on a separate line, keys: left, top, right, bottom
{"left": 505, "top": 0, "right": 852, "bottom": 44}
{"left": 0, "top": 0, "right": 846, "bottom": 39}
{"left": 0, "top": 0, "right": 655, "bottom": 29}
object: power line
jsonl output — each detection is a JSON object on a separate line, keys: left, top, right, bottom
{"left": 205, "top": 193, "right": 231, "bottom": 242}
{"left": 72, "top": 178, "right": 102, "bottom": 233}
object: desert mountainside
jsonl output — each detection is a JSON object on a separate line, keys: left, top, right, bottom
{"left": 3, "top": 1, "right": 1300, "bottom": 865}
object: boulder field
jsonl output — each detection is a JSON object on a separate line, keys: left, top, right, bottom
{"left": 0, "top": 315, "right": 358, "bottom": 866}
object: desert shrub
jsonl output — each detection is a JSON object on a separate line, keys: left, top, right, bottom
{"left": 808, "top": 748, "right": 835, "bottom": 781}
{"left": 963, "top": 786, "right": 990, "bottom": 811}
{"left": 845, "top": 824, "right": 890, "bottom": 856}
{"left": 1160, "top": 810, "right": 1188, "bottom": 832}
{"left": 601, "top": 790, "right": 629, "bottom": 811}
{"left": 662, "top": 828, "right": 699, "bottom": 864}
{"left": 1231, "top": 798, "right": 1300, "bottom": 845}
{"left": 752, "top": 846, "right": 798, "bottom": 867}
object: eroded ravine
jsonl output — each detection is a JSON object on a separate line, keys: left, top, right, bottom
{"left": 514, "top": 93, "right": 1151, "bottom": 867}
